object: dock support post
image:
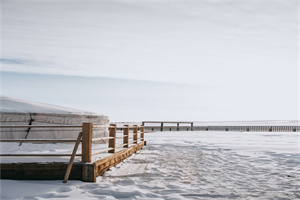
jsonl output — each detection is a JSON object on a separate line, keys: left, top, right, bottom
{"left": 82, "top": 123, "right": 92, "bottom": 163}
{"left": 108, "top": 124, "right": 116, "bottom": 153}
{"left": 191, "top": 123, "right": 194, "bottom": 131}
{"left": 177, "top": 123, "right": 179, "bottom": 131}
{"left": 161, "top": 123, "right": 164, "bottom": 131}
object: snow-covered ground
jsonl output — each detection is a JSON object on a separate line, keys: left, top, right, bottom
{"left": 1, "top": 131, "right": 300, "bottom": 199}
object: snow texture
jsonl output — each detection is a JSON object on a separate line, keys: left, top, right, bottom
{"left": 1, "top": 131, "right": 299, "bottom": 199}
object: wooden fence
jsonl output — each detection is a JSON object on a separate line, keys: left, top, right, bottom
{"left": 0, "top": 123, "right": 146, "bottom": 182}
{"left": 143, "top": 124, "right": 300, "bottom": 132}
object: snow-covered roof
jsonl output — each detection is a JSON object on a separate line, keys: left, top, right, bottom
{"left": 0, "top": 96, "right": 98, "bottom": 115}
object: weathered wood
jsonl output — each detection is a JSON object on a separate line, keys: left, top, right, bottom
{"left": 63, "top": 132, "right": 82, "bottom": 183}
{"left": 0, "top": 163, "right": 83, "bottom": 180}
{"left": 116, "top": 143, "right": 127, "bottom": 149}
{"left": 91, "top": 148, "right": 114, "bottom": 156}
{"left": 0, "top": 139, "right": 80, "bottom": 143}
{"left": 133, "top": 125, "right": 138, "bottom": 144}
{"left": 0, "top": 154, "right": 81, "bottom": 157}
{"left": 82, "top": 123, "right": 92, "bottom": 163}
{"left": 0, "top": 125, "right": 82, "bottom": 128}
{"left": 123, "top": 125, "right": 129, "bottom": 148}
{"left": 94, "top": 142, "right": 145, "bottom": 177}
{"left": 108, "top": 124, "right": 116, "bottom": 153}
{"left": 140, "top": 125, "right": 144, "bottom": 142}
{"left": 82, "top": 163, "right": 96, "bottom": 182}
{"left": 92, "top": 137, "right": 113, "bottom": 142}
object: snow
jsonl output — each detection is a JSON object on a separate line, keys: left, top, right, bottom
{"left": 1, "top": 131, "right": 299, "bottom": 199}
{"left": 0, "top": 96, "right": 97, "bottom": 115}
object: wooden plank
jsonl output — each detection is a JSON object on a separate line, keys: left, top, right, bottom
{"left": 63, "top": 132, "right": 82, "bottom": 183}
{"left": 108, "top": 124, "right": 116, "bottom": 153}
{"left": 82, "top": 123, "right": 92, "bottom": 163}
{"left": 116, "top": 143, "right": 127, "bottom": 149}
{"left": 93, "top": 142, "right": 145, "bottom": 177}
{"left": 0, "top": 139, "right": 80, "bottom": 143}
{"left": 91, "top": 125, "right": 110, "bottom": 128}
{"left": 0, "top": 163, "right": 83, "bottom": 180}
{"left": 0, "top": 125, "right": 82, "bottom": 128}
{"left": 92, "top": 137, "right": 113, "bottom": 142}
{"left": 91, "top": 148, "right": 114, "bottom": 156}
{"left": 0, "top": 154, "right": 81, "bottom": 156}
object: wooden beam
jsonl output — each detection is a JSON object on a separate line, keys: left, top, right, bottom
{"left": 93, "top": 142, "right": 145, "bottom": 178}
{"left": 140, "top": 125, "right": 144, "bottom": 142}
{"left": 133, "top": 125, "right": 138, "bottom": 144}
{"left": 63, "top": 132, "right": 82, "bottom": 183}
{"left": 0, "top": 139, "right": 80, "bottom": 143}
{"left": 0, "top": 154, "right": 81, "bottom": 157}
{"left": 123, "top": 125, "right": 129, "bottom": 148}
{"left": 0, "top": 125, "right": 82, "bottom": 128}
{"left": 82, "top": 123, "right": 92, "bottom": 163}
{"left": 108, "top": 124, "right": 116, "bottom": 153}
{"left": 0, "top": 163, "right": 83, "bottom": 180}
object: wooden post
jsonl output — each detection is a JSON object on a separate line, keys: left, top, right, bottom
{"left": 177, "top": 123, "right": 179, "bottom": 131}
{"left": 161, "top": 122, "right": 163, "bottom": 131}
{"left": 191, "top": 122, "right": 194, "bottom": 131}
{"left": 123, "top": 125, "right": 129, "bottom": 148}
{"left": 108, "top": 124, "right": 116, "bottom": 153}
{"left": 133, "top": 125, "right": 138, "bottom": 144}
{"left": 82, "top": 123, "right": 92, "bottom": 163}
{"left": 82, "top": 163, "right": 96, "bottom": 182}
{"left": 63, "top": 132, "right": 82, "bottom": 183}
{"left": 140, "top": 125, "right": 144, "bottom": 142}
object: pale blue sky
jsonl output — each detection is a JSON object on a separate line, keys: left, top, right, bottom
{"left": 1, "top": 0, "right": 299, "bottom": 121}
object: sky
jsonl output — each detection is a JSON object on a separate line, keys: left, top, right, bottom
{"left": 1, "top": 0, "right": 299, "bottom": 121}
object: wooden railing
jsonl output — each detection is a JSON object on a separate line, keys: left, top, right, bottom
{"left": 143, "top": 125, "right": 300, "bottom": 132}
{"left": 0, "top": 123, "right": 145, "bottom": 182}
{"left": 0, "top": 125, "right": 83, "bottom": 157}
{"left": 0, "top": 123, "right": 144, "bottom": 160}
